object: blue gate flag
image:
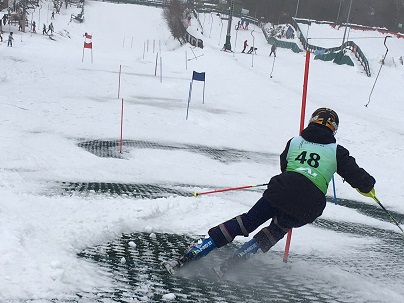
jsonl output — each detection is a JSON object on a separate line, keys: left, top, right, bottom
{"left": 192, "top": 71, "right": 205, "bottom": 82}
{"left": 190, "top": 71, "right": 206, "bottom": 104}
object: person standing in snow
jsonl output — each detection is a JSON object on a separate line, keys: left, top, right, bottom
{"left": 168, "top": 108, "right": 376, "bottom": 271}
{"left": 241, "top": 40, "right": 248, "bottom": 53}
{"left": 43, "top": 23, "right": 47, "bottom": 35}
{"left": 32, "top": 21, "right": 36, "bottom": 33}
{"left": 247, "top": 46, "right": 257, "bottom": 54}
{"left": 7, "top": 32, "right": 14, "bottom": 47}
{"left": 48, "top": 22, "right": 54, "bottom": 34}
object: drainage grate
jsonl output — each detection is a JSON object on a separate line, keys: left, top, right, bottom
{"left": 77, "top": 232, "right": 351, "bottom": 303}
{"left": 77, "top": 139, "right": 277, "bottom": 164}
{"left": 74, "top": 216, "right": 404, "bottom": 302}
{"left": 57, "top": 182, "right": 191, "bottom": 198}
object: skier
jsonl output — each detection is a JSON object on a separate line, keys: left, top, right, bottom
{"left": 48, "top": 22, "right": 54, "bottom": 34}
{"left": 42, "top": 24, "right": 47, "bottom": 35}
{"left": 32, "top": 21, "right": 36, "bottom": 33}
{"left": 241, "top": 40, "right": 248, "bottom": 53}
{"left": 7, "top": 32, "right": 14, "bottom": 47}
{"left": 165, "top": 108, "right": 376, "bottom": 273}
{"left": 247, "top": 46, "right": 257, "bottom": 54}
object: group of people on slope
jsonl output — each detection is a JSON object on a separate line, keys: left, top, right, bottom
{"left": 241, "top": 40, "right": 277, "bottom": 57}
{"left": 236, "top": 19, "right": 250, "bottom": 30}
{"left": 2, "top": 17, "right": 55, "bottom": 48}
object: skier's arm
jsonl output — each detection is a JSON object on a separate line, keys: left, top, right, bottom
{"left": 280, "top": 139, "right": 292, "bottom": 172}
{"left": 336, "top": 145, "right": 375, "bottom": 193}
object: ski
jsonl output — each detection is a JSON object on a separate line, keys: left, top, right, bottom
{"left": 213, "top": 239, "right": 260, "bottom": 278}
{"left": 162, "top": 253, "right": 192, "bottom": 274}
{"left": 212, "top": 254, "right": 245, "bottom": 278}
{"left": 162, "top": 259, "right": 181, "bottom": 274}
{"left": 212, "top": 260, "right": 231, "bottom": 278}
{"left": 162, "top": 237, "right": 216, "bottom": 274}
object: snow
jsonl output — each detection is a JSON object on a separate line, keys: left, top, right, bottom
{"left": 162, "top": 293, "right": 176, "bottom": 300}
{"left": 0, "top": 0, "right": 404, "bottom": 301}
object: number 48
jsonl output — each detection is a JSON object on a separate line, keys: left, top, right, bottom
{"left": 295, "top": 151, "right": 321, "bottom": 168}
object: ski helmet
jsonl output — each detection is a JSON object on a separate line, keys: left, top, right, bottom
{"left": 309, "top": 108, "right": 339, "bottom": 135}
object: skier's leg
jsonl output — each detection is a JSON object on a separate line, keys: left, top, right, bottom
{"left": 177, "top": 197, "right": 274, "bottom": 263}
{"left": 165, "top": 197, "right": 277, "bottom": 273}
{"left": 216, "top": 213, "right": 305, "bottom": 275}
{"left": 254, "top": 213, "right": 305, "bottom": 252}
{"left": 208, "top": 197, "right": 277, "bottom": 248}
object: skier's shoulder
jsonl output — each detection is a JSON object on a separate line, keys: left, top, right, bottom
{"left": 336, "top": 144, "right": 352, "bottom": 160}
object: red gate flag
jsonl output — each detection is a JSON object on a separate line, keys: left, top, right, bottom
{"left": 82, "top": 33, "right": 93, "bottom": 63}
{"left": 84, "top": 42, "right": 92, "bottom": 49}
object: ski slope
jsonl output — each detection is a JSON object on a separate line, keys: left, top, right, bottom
{"left": 0, "top": 1, "right": 404, "bottom": 302}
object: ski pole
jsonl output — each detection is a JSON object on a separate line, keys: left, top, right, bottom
{"left": 357, "top": 189, "right": 404, "bottom": 234}
{"left": 191, "top": 183, "right": 268, "bottom": 197}
{"left": 365, "top": 36, "right": 391, "bottom": 107}
{"left": 372, "top": 195, "right": 404, "bottom": 234}
{"left": 270, "top": 56, "right": 276, "bottom": 78}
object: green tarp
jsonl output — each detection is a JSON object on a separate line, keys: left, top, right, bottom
{"left": 315, "top": 51, "right": 354, "bottom": 66}
{"left": 314, "top": 52, "right": 337, "bottom": 61}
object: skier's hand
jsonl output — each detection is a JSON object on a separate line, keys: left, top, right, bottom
{"left": 356, "top": 187, "right": 375, "bottom": 198}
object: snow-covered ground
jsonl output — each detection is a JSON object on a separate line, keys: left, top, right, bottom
{"left": 1, "top": 1, "right": 403, "bottom": 301}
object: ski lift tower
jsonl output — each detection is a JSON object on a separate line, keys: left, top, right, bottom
{"left": 223, "top": 0, "right": 235, "bottom": 51}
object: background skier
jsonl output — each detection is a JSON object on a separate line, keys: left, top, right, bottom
{"left": 241, "top": 40, "right": 248, "bottom": 53}
{"left": 7, "top": 32, "right": 14, "bottom": 47}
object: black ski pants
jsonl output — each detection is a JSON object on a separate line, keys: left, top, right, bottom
{"left": 208, "top": 197, "right": 305, "bottom": 252}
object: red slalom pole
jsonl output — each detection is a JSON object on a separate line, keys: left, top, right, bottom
{"left": 283, "top": 51, "right": 311, "bottom": 263}
{"left": 120, "top": 98, "right": 124, "bottom": 154}
{"left": 118, "top": 65, "right": 122, "bottom": 99}
{"left": 191, "top": 183, "right": 268, "bottom": 197}
{"left": 299, "top": 51, "right": 310, "bottom": 134}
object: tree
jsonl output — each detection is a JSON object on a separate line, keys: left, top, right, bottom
{"left": 15, "top": 0, "right": 40, "bottom": 33}
{"left": 240, "top": 0, "right": 404, "bottom": 30}
{"left": 163, "top": 0, "right": 187, "bottom": 44}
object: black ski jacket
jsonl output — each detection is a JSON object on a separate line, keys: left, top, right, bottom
{"left": 263, "top": 124, "right": 376, "bottom": 223}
